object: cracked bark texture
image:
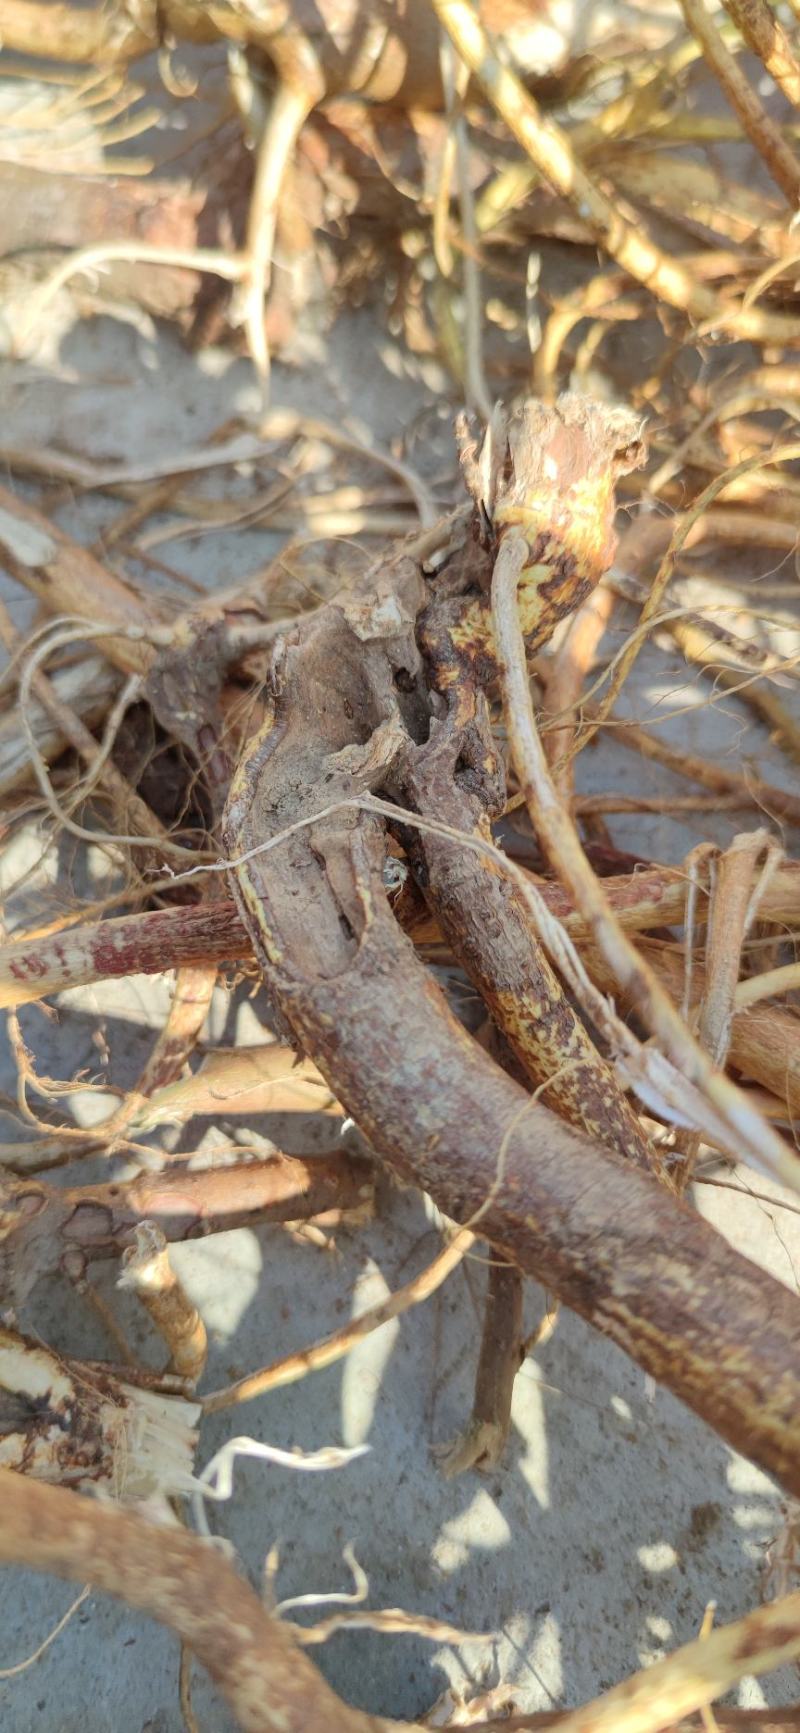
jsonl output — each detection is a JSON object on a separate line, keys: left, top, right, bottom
{"left": 392, "top": 400, "right": 658, "bottom": 1176}
{"left": 393, "top": 685, "right": 661, "bottom": 1174}
{"left": 223, "top": 546, "right": 800, "bottom": 1498}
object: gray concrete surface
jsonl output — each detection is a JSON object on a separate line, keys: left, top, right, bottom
{"left": 1, "top": 309, "right": 800, "bottom": 1731}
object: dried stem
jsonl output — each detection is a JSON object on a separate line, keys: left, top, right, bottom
{"left": 5, "top": 864, "right": 800, "bottom": 1010}
{"left": 573, "top": 791, "right": 775, "bottom": 816}
{"left": 96, "top": 940, "right": 223, "bottom": 1153}
{"left": 736, "top": 961, "right": 800, "bottom": 1008}
{"left": 19, "top": 641, "right": 146, "bottom": 849}
{"left": 0, "top": 904, "right": 247, "bottom": 1012}
{"left": 124, "top": 1044, "right": 339, "bottom": 1136}
{"left": 439, "top": 33, "right": 491, "bottom": 418}
{"left": 674, "top": 831, "right": 779, "bottom": 1189}
{"left": 0, "top": 418, "right": 439, "bottom": 525}
{"left": 663, "top": 613, "right": 800, "bottom": 768}
{"left": 467, "top": 1716, "right": 800, "bottom": 1732}
{"left": 2, "top": 1042, "right": 340, "bottom": 1172}
{"left": 222, "top": 541, "right": 800, "bottom": 1496}
{"left": 436, "top": 1259, "right": 524, "bottom": 1476}
{"left": 0, "top": 1152, "right": 372, "bottom": 1306}
{"left": 593, "top": 937, "right": 800, "bottom": 1127}
{"left": 540, "top": 584, "right": 616, "bottom": 806}
{"left": 583, "top": 707, "right": 800, "bottom": 825}
{"left": 235, "top": 79, "right": 317, "bottom": 384}
{"left": 0, "top": 484, "right": 161, "bottom": 674}
{"left": 3, "top": 912, "right": 799, "bottom": 1159}
{"left": 552, "top": 1588, "right": 800, "bottom": 1733}
{"left": 578, "top": 444, "right": 800, "bottom": 761}
{"left": 128, "top": 965, "right": 217, "bottom": 1101}
{"left": 0, "top": 595, "right": 133, "bottom": 806}
{"left": 396, "top": 688, "right": 659, "bottom": 1177}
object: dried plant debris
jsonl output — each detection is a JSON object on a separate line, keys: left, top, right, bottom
{"left": 2, "top": 2, "right": 800, "bottom": 1727}
{"left": 0, "top": 358, "right": 799, "bottom": 1722}
{"left": 0, "top": 355, "right": 799, "bottom": 1686}
{"left": 3, "top": 0, "right": 800, "bottom": 379}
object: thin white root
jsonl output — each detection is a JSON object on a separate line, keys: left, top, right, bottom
{"left": 190, "top": 1436, "right": 369, "bottom": 1539}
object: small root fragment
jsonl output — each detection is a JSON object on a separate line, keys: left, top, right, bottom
{"left": 119, "top": 1221, "right": 208, "bottom": 1386}
{"left": 97, "top": 955, "right": 219, "bottom": 1152}
{"left": 0, "top": 1585, "right": 91, "bottom": 1682}
{"left": 674, "top": 831, "right": 782, "bottom": 1189}
{"left": 436, "top": 1260, "right": 523, "bottom": 1477}
{"left": 540, "top": 582, "right": 616, "bottom": 807}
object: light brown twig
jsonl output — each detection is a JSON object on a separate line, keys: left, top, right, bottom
{"left": 553, "top": 1587, "right": 800, "bottom": 1733}
{"left": 723, "top": 0, "right": 800, "bottom": 111}
{"left": 203, "top": 1225, "right": 474, "bottom": 1412}
{"left": 0, "top": 1471, "right": 388, "bottom": 1733}
{"left": 583, "top": 707, "right": 800, "bottom": 825}
{"left": 674, "top": 831, "right": 780, "bottom": 1188}
{"left": 681, "top": 0, "right": 800, "bottom": 203}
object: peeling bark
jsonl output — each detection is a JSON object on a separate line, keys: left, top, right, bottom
{"left": 0, "top": 1325, "right": 199, "bottom": 1497}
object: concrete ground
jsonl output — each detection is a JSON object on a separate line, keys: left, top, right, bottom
{"left": 1, "top": 308, "right": 799, "bottom": 1731}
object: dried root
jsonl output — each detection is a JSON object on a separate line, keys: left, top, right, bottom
{"left": 1, "top": 62, "right": 800, "bottom": 1701}
{"left": 0, "top": 1469, "right": 388, "bottom": 1733}
{"left": 118, "top": 1222, "right": 208, "bottom": 1385}
{"left": 435, "top": 1260, "right": 523, "bottom": 1476}
{"left": 0, "top": 1325, "right": 199, "bottom": 1499}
